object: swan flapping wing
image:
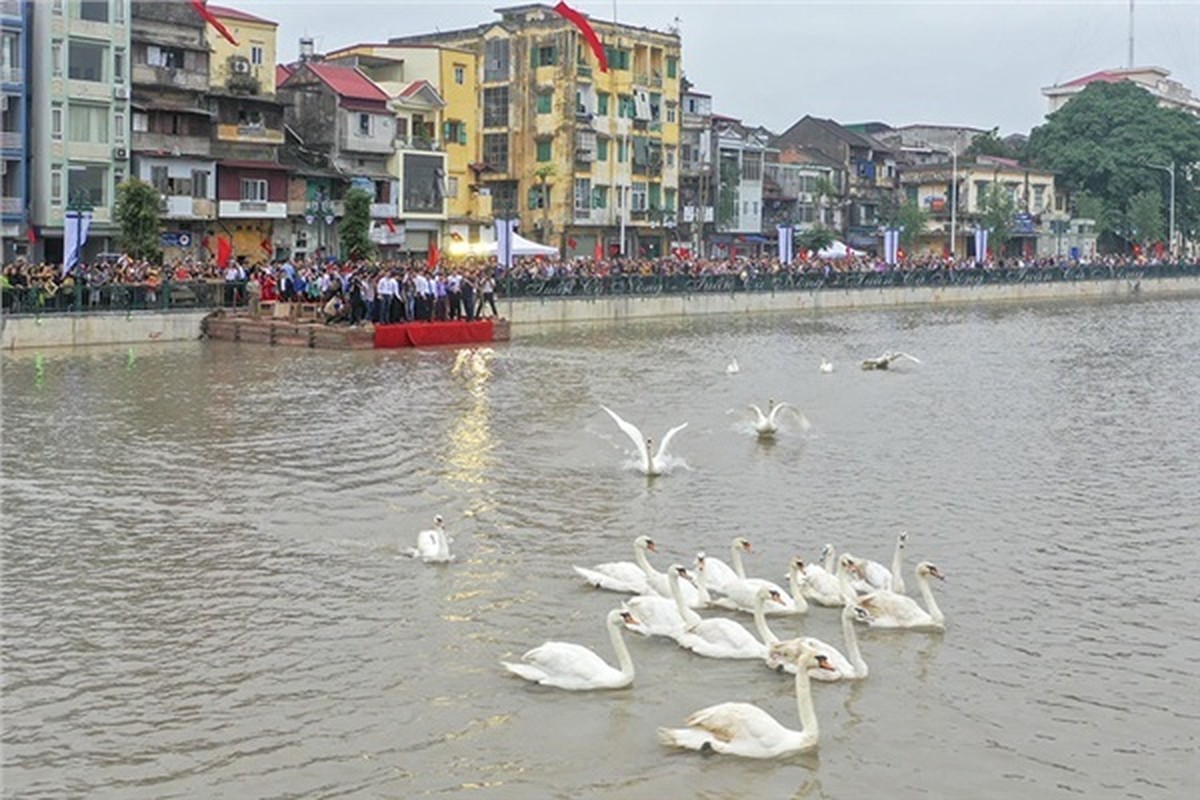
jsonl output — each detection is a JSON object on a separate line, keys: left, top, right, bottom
{"left": 768, "top": 402, "right": 811, "bottom": 432}
{"left": 601, "top": 405, "right": 651, "bottom": 469}
{"left": 654, "top": 422, "right": 689, "bottom": 463}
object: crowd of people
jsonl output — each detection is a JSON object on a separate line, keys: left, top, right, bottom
{"left": 1, "top": 249, "right": 1193, "bottom": 318}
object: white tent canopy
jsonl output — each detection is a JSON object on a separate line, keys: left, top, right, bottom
{"left": 815, "top": 240, "right": 866, "bottom": 259}
{"left": 480, "top": 232, "right": 558, "bottom": 257}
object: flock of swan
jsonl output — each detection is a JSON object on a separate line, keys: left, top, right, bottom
{"left": 408, "top": 347, "right": 934, "bottom": 760}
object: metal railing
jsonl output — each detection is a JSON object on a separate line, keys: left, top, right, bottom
{"left": 497, "top": 263, "right": 1200, "bottom": 299}
{"left": 1, "top": 279, "right": 250, "bottom": 316}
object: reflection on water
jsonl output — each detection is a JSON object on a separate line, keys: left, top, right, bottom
{"left": 3, "top": 298, "right": 1199, "bottom": 800}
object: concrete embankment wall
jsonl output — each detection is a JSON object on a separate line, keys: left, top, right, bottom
{"left": 502, "top": 276, "right": 1200, "bottom": 327}
{"left": 3, "top": 277, "right": 1199, "bottom": 350}
{"left": 1, "top": 311, "right": 211, "bottom": 351}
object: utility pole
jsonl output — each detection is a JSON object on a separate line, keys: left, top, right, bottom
{"left": 1146, "top": 161, "right": 1175, "bottom": 257}
{"left": 1128, "top": 0, "right": 1135, "bottom": 68}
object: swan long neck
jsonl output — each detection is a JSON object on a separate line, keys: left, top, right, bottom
{"left": 890, "top": 538, "right": 906, "bottom": 594}
{"left": 634, "top": 542, "right": 653, "bottom": 576}
{"left": 730, "top": 542, "right": 748, "bottom": 580}
{"left": 608, "top": 618, "right": 636, "bottom": 679}
{"left": 793, "top": 665, "right": 819, "bottom": 741}
{"left": 751, "top": 593, "right": 779, "bottom": 646}
{"left": 842, "top": 606, "right": 867, "bottom": 677}
{"left": 836, "top": 560, "right": 857, "bottom": 605}
{"left": 692, "top": 562, "right": 714, "bottom": 606}
{"left": 669, "top": 570, "right": 703, "bottom": 627}
{"left": 787, "top": 570, "right": 810, "bottom": 613}
{"left": 917, "top": 572, "right": 945, "bottom": 625}
{"left": 822, "top": 546, "right": 835, "bottom": 573}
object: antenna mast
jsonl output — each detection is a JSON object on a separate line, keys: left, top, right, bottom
{"left": 1128, "top": 0, "right": 1135, "bottom": 68}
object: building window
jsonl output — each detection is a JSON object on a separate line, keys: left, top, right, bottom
{"left": 446, "top": 175, "right": 458, "bottom": 200}
{"left": 145, "top": 45, "right": 184, "bottom": 69}
{"left": 52, "top": 0, "right": 63, "bottom": 14}
{"left": 68, "top": 41, "right": 106, "bottom": 82}
{"left": 536, "top": 139, "right": 552, "bottom": 162}
{"left": 114, "top": 49, "right": 125, "bottom": 83}
{"left": 536, "top": 92, "right": 552, "bottom": 114}
{"left": 667, "top": 57, "right": 678, "bottom": 79}
{"left": 453, "top": 64, "right": 465, "bottom": 84}
{"left": 51, "top": 105, "right": 64, "bottom": 139}
{"left": 630, "top": 181, "right": 647, "bottom": 211}
{"left": 443, "top": 119, "right": 466, "bottom": 145}
{"left": 574, "top": 178, "right": 590, "bottom": 212}
{"left": 483, "top": 86, "right": 509, "bottom": 127}
{"left": 250, "top": 44, "right": 264, "bottom": 66}
{"left": 51, "top": 41, "right": 63, "bottom": 77}
{"left": 742, "top": 151, "right": 762, "bottom": 181}
{"left": 533, "top": 45, "right": 556, "bottom": 67}
{"left": 666, "top": 102, "right": 676, "bottom": 123}
{"left": 483, "top": 37, "right": 509, "bottom": 82}
{"left": 114, "top": 0, "right": 124, "bottom": 23}
{"left": 69, "top": 164, "right": 108, "bottom": 207}
{"left": 132, "top": 111, "right": 148, "bottom": 132}
{"left": 591, "top": 185, "right": 607, "bottom": 209}
{"left": 192, "top": 169, "right": 208, "bottom": 198}
{"left": 665, "top": 188, "right": 676, "bottom": 212}
{"left": 597, "top": 92, "right": 609, "bottom": 116}
{"left": 618, "top": 94, "right": 634, "bottom": 119}
{"left": 79, "top": 0, "right": 109, "bottom": 23}
{"left": 666, "top": 147, "right": 675, "bottom": 168}
{"left": 113, "top": 111, "right": 125, "bottom": 142}
{"left": 1033, "top": 185, "right": 1045, "bottom": 210}
{"left": 483, "top": 133, "right": 508, "bottom": 173}
{"left": 358, "top": 113, "right": 372, "bottom": 136}
{"left": 603, "top": 47, "right": 630, "bottom": 70}
{"left": 617, "top": 139, "right": 627, "bottom": 163}
{"left": 150, "top": 165, "right": 168, "bottom": 191}
{"left": 51, "top": 168, "right": 63, "bottom": 202}
{"left": 527, "top": 184, "right": 548, "bottom": 210}
{"left": 241, "top": 178, "right": 268, "bottom": 202}
{"left": 68, "top": 105, "right": 109, "bottom": 143}
{"left": 596, "top": 138, "right": 608, "bottom": 162}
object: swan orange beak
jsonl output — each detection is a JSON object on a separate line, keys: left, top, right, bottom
{"left": 620, "top": 611, "right": 639, "bottom": 625}
{"left": 815, "top": 654, "right": 837, "bottom": 672}
{"left": 646, "top": 541, "right": 658, "bottom": 553}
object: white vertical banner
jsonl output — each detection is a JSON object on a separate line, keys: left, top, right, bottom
{"left": 884, "top": 228, "right": 900, "bottom": 265}
{"left": 777, "top": 225, "right": 794, "bottom": 265}
{"left": 494, "top": 218, "right": 517, "bottom": 269}
{"left": 63, "top": 210, "right": 93, "bottom": 277}
{"left": 974, "top": 229, "right": 989, "bottom": 262}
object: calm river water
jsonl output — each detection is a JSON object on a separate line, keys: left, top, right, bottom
{"left": 2, "top": 297, "right": 1198, "bottom": 799}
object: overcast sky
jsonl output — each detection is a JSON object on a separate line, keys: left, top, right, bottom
{"left": 230, "top": 0, "right": 1200, "bottom": 136}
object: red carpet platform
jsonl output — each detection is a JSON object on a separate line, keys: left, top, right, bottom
{"left": 373, "top": 319, "right": 506, "bottom": 349}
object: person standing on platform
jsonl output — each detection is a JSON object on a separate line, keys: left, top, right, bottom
{"left": 378, "top": 270, "right": 396, "bottom": 325}
{"left": 447, "top": 270, "right": 462, "bottom": 320}
{"left": 402, "top": 269, "right": 417, "bottom": 321}
{"left": 246, "top": 268, "right": 262, "bottom": 318}
{"left": 461, "top": 271, "right": 476, "bottom": 322}
{"left": 434, "top": 272, "right": 448, "bottom": 321}
{"left": 477, "top": 272, "right": 497, "bottom": 319}
{"left": 360, "top": 269, "right": 377, "bottom": 323}
{"left": 412, "top": 269, "right": 428, "bottom": 321}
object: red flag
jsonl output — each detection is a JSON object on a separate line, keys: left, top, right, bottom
{"left": 189, "top": 0, "right": 239, "bottom": 47}
{"left": 567, "top": 236, "right": 578, "bottom": 249}
{"left": 260, "top": 236, "right": 272, "bottom": 255}
{"left": 25, "top": 226, "right": 36, "bottom": 244}
{"left": 216, "top": 236, "right": 233, "bottom": 268}
{"left": 594, "top": 239, "right": 603, "bottom": 261}
{"left": 553, "top": 1, "right": 608, "bottom": 73}
{"left": 385, "top": 218, "right": 397, "bottom": 234}
{"left": 427, "top": 239, "right": 440, "bottom": 268}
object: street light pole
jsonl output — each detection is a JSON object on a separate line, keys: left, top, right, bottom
{"left": 929, "top": 144, "right": 957, "bottom": 258}
{"left": 1145, "top": 161, "right": 1175, "bottom": 257}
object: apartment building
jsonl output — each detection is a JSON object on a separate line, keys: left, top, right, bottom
{"left": 709, "top": 114, "right": 769, "bottom": 257}
{"left": 676, "top": 81, "right": 712, "bottom": 256}
{"left": 387, "top": 3, "right": 682, "bottom": 259}
{"left": 1, "top": 0, "right": 30, "bottom": 260}
{"left": 28, "top": 0, "right": 132, "bottom": 263}
{"left": 1042, "top": 66, "right": 1200, "bottom": 118}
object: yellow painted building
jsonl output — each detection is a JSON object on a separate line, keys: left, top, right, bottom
{"left": 206, "top": 4, "right": 279, "bottom": 95}
{"left": 387, "top": 3, "right": 683, "bottom": 258}
{"left": 324, "top": 43, "right": 488, "bottom": 247}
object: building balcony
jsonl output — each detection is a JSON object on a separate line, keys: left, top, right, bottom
{"left": 0, "top": 131, "right": 22, "bottom": 151}
{"left": 1, "top": 0, "right": 22, "bottom": 18}
{"left": 681, "top": 206, "right": 714, "bottom": 223}
{"left": 339, "top": 132, "right": 394, "bottom": 155}
{"left": 287, "top": 199, "right": 345, "bottom": 217}
{"left": 394, "top": 137, "right": 442, "bottom": 152}
{"left": 218, "top": 199, "right": 287, "bottom": 219}
{"left": 216, "top": 124, "right": 285, "bottom": 145}
{"left": 67, "top": 79, "right": 114, "bottom": 102}
{"left": 162, "top": 196, "right": 215, "bottom": 219}
{"left": 577, "top": 65, "right": 592, "bottom": 80}
{"left": 132, "top": 132, "right": 211, "bottom": 157}
{"left": 131, "top": 64, "right": 208, "bottom": 92}
{"left": 1, "top": 67, "right": 23, "bottom": 87}
{"left": 1, "top": 196, "right": 23, "bottom": 216}
{"left": 370, "top": 202, "right": 398, "bottom": 218}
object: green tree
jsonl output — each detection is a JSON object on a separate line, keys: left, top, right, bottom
{"left": 978, "top": 184, "right": 1016, "bottom": 255}
{"left": 1125, "top": 190, "right": 1164, "bottom": 245}
{"left": 964, "top": 128, "right": 1022, "bottom": 161}
{"left": 339, "top": 188, "right": 376, "bottom": 260}
{"left": 716, "top": 153, "right": 740, "bottom": 231}
{"left": 894, "top": 201, "right": 930, "bottom": 250}
{"left": 798, "top": 225, "right": 835, "bottom": 254}
{"left": 113, "top": 178, "right": 163, "bottom": 262}
{"left": 1027, "top": 81, "right": 1200, "bottom": 250}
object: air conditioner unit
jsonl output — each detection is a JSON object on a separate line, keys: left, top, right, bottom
{"left": 113, "top": 147, "right": 128, "bottom": 160}
{"left": 232, "top": 59, "right": 251, "bottom": 74}
{"left": 114, "top": 86, "right": 129, "bottom": 99}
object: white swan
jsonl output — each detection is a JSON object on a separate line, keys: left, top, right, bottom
{"left": 657, "top": 641, "right": 834, "bottom": 758}
{"left": 850, "top": 532, "right": 908, "bottom": 594}
{"left": 758, "top": 590, "right": 871, "bottom": 682}
{"left": 790, "top": 550, "right": 843, "bottom": 607}
{"left": 699, "top": 547, "right": 803, "bottom": 616}
{"left": 600, "top": 405, "right": 688, "bottom": 477}
{"left": 819, "top": 358, "right": 833, "bottom": 374}
{"left": 695, "top": 537, "right": 752, "bottom": 595}
{"left": 726, "top": 357, "right": 740, "bottom": 375}
{"left": 572, "top": 535, "right": 657, "bottom": 595}
{"left": 622, "top": 594, "right": 687, "bottom": 638}
{"left": 747, "top": 399, "right": 810, "bottom": 438}
{"left": 856, "top": 561, "right": 946, "bottom": 631}
{"left": 861, "top": 351, "right": 921, "bottom": 370}
{"left": 501, "top": 609, "right": 642, "bottom": 690}
{"left": 407, "top": 515, "right": 453, "bottom": 562}
{"left": 667, "top": 566, "right": 770, "bottom": 660}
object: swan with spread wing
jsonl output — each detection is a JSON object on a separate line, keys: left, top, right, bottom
{"left": 601, "top": 405, "right": 688, "bottom": 476}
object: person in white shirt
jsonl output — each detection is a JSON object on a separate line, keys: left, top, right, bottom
{"left": 447, "top": 272, "right": 462, "bottom": 319}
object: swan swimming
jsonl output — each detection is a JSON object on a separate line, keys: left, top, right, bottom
{"left": 726, "top": 357, "right": 740, "bottom": 375}
{"left": 667, "top": 566, "right": 771, "bottom": 660}
{"left": 819, "top": 358, "right": 834, "bottom": 374}
{"left": 747, "top": 399, "right": 810, "bottom": 438}
{"left": 600, "top": 405, "right": 688, "bottom": 476}
{"left": 855, "top": 560, "right": 947, "bottom": 631}
{"left": 861, "top": 351, "right": 922, "bottom": 370}
{"left": 850, "top": 531, "right": 908, "bottom": 594}
{"left": 758, "top": 588, "right": 872, "bottom": 682}
{"left": 501, "top": 609, "right": 643, "bottom": 690}
{"left": 657, "top": 641, "right": 834, "bottom": 758}
{"left": 407, "top": 515, "right": 453, "bottom": 562}
{"left": 572, "top": 535, "right": 657, "bottom": 595}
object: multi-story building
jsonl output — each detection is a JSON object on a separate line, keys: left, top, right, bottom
{"left": 206, "top": 4, "right": 286, "bottom": 262}
{"left": 771, "top": 115, "right": 899, "bottom": 252}
{"left": 1042, "top": 66, "right": 1200, "bottom": 118}
{"left": 386, "top": 3, "right": 682, "bottom": 259}
{"left": 324, "top": 41, "right": 487, "bottom": 253}
{"left": 762, "top": 157, "right": 841, "bottom": 239}
{"left": 130, "top": 0, "right": 214, "bottom": 261}
{"left": 1, "top": 0, "right": 31, "bottom": 260}
{"left": 28, "top": 0, "right": 132, "bottom": 263}
{"left": 676, "top": 81, "right": 712, "bottom": 256}
{"left": 872, "top": 123, "right": 987, "bottom": 165}
{"left": 898, "top": 155, "right": 1084, "bottom": 257}
{"left": 710, "top": 114, "right": 769, "bottom": 258}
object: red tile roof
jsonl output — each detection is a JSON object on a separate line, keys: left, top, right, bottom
{"left": 1061, "top": 69, "right": 1129, "bottom": 88}
{"left": 305, "top": 63, "right": 389, "bottom": 104}
{"left": 206, "top": 4, "right": 277, "bottom": 26}
{"left": 275, "top": 64, "right": 294, "bottom": 87}
{"left": 399, "top": 79, "right": 434, "bottom": 98}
